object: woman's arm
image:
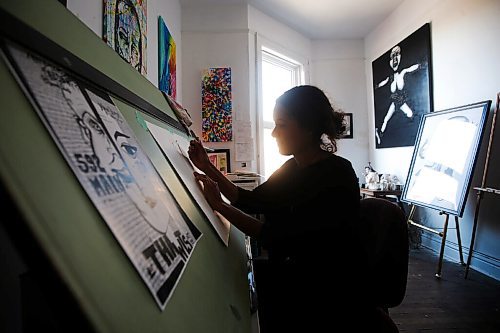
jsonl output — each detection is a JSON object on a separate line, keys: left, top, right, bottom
{"left": 188, "top": 138, "right": 239, "bottom": 203}
{"left": 194, "top": 172, "right": 263, "bottom": 238}
{"left": 217, "top": 202, "right": 263, "bottom": 238}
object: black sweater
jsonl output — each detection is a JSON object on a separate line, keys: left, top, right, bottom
{"left": 235, "top": 153, "right": 360, "bottom": 263}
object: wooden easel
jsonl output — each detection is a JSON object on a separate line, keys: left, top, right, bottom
{"left": 407, "top": 205, "right": 465, "bottom": 278}
{"left": 464, "top": 92, "right": 500, "bottom": 279}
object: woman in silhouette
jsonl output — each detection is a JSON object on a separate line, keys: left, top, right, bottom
{"left": 190, "top": 85, "right": 397, "bottom": 332}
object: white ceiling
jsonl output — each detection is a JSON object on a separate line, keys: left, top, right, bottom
{"left": 180, "top": 0, "right": 404, "bottom": 39}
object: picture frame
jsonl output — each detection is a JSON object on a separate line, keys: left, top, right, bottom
{"left": 340, "top": 113, "right": 353, "bottom": 139}
{"left": 207, "top": 148, "right": 231, "bottom": 173}
{"left": 372, "top": 23, "right": 433, "bottom": 149}
{"left": 401, "top": 100, "right": 491, "bottom": 217}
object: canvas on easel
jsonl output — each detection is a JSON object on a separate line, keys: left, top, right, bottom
{"left": 401, "top": 100, "right": 490, "bottom": 277}
{"left": 402, "top": 101, "right": 490, "bottom": 216}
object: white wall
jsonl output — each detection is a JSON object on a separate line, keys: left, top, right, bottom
{"left": 181, "top": 31, "right": 252, "bottom": 143}
{"left": 247, "top": 6, "right": 313, "bottom": 174}
{"left": 182, "top": 4, "right": 369, "bottom": 177}
{"left": 182, "top": 3, "right": 248, "bottom": 32}
{"left": 182, "top": 4, "right": 315, "bottom": 173}
{"left": 311, "top": 40, "right": 369, "bottom": 180}
{"left": 248, "top": 5, "right": 311, "bottom": 69}
{"left": 67, "top": 0, "right": 102, "bottom": 36}
{"left": 181, "top": 4, "right": 253, "bottom": 171}
{"left": 365, "top": 0, "right": 500, "bottom": 279}
{"left": 248, "top": 7, "right": 370, "bottom": 180}
{"left": 67, "top": 0, "right": 183, "bottom": 100}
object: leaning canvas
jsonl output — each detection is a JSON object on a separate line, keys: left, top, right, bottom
{"left": 158, "top": 16, "right": 176, "bottom": 99}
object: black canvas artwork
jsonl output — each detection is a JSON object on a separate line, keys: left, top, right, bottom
{"left": 372, "top": 23, "right": 433, "bottom": 149}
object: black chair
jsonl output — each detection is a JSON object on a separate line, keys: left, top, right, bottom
{"left": 255, "top": 198, "right": 408, "bottom": 332}
{"left": 359, "top": 197, "right": 409, "bottom": 312}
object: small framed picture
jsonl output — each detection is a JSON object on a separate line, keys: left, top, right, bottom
{"left": 207, "top": 148, "right": 231, "bottom": 173}
{"left": 341, "top": 113, "right": 353, "bottom": 139}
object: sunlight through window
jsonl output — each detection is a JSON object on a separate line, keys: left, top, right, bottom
{"left": 260, "top": 49, "right": 303, "bottom": 179}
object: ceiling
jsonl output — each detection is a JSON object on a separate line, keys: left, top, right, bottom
{"left": 180, "top": 0, "right": 404, "bottom": 39}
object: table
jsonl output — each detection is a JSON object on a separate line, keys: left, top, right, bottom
{"left": 360, "top": 188, "right": 404, "bottom": 212}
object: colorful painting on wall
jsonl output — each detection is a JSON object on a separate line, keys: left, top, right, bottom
{"left": 201, "top": 67, "right": 232, "bottom": 142}
{"left": 103, "top": 0, "right": 148, "bottom": 75}
{"left": 158, "top": 16, "right": 176, "bottom": 99}
{"left": 372, "top": 23, "right": 432, "bottom": 149}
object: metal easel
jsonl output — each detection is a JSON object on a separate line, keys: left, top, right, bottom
{"left": 406, "top": 205, "right": 465, "bottom": 278}
{"left": 464, "top": 92, "right": 500, "bottom": 279}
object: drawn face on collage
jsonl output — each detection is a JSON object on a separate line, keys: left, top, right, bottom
{"left": 55, "top": 77, "right": 128, "bottom": 178}
{"left": 41, "top": 63, "right": 167, "bottom": 233}
{"left": 93, "top": 101, "right": 170, "bottom": 234}
{"left": 81, "top": 112, "right": 132, "bottom": 178}
{"left": 115, "top": 0, "right": 142, "bottom": 72}
{"left": 92, "top": 102, "right": 143, "bottom": 176}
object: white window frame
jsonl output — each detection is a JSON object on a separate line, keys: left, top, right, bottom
{"left": 255, "top": 35, "right": 308, "bottom": 178}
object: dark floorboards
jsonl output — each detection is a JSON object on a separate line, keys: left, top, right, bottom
{"left": 390, "top": 247, "right": 500, "bottom": 333}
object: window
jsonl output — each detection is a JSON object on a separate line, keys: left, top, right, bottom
{"left": 259, "top": 48, "right": 303, "bottom": 179}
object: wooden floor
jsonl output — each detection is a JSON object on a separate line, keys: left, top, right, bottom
{"left": 390, "top": 247, "right": 500, "bottom": 333}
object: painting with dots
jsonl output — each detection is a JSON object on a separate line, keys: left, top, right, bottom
{"left": 201, "top": 67, "right": 232, "bottom": 142}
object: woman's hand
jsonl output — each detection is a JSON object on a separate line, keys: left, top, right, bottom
{"left": 194, "top": 172, "right": 224, "bottom": 211}
{"left": 188, "top": 139, "right": 211, "bottom": 172}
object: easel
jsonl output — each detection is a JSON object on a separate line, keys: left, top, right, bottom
{"left": 407, "top": 205, "right": 465, "bottom": 278}
{"left": 464, "top": 92, "right": 500, "bottom": 279}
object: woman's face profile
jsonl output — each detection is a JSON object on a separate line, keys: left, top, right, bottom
{"left": 271, "top": 104, "right": 311, "bottom": 156}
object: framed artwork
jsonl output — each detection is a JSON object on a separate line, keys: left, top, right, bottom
{"left": 103, "top": 0, "right": 148, "bottom": 75}
{"left": 401, "top": 100, "right": 491, "bottom": 217}
{"left": 207, "top": 149, "right": 231, "bottom": 173}
{"left": 201, "top": 67, "right": 232, "bottom": 142}
{"left": 372, "top": 23, "right": 433, "bottom": 149}
{"left": 340, "top": 113, "right": 353, "bottom": 139}
{"left": 158, "top": 16, "right": 176, "bottom": 99}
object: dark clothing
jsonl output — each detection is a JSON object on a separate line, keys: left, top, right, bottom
{"left": 235, "top": 154, "right": 360, "bottom": 261}
{"left": 234, "top": 154, "right": 374, "bottom": 331}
